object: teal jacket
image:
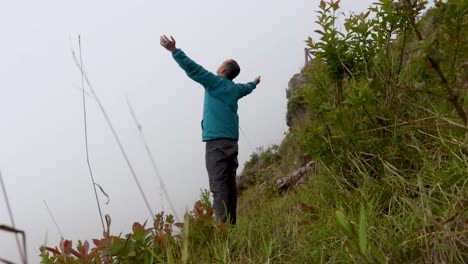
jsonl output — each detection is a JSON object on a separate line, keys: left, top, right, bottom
{"left": 172, "top": 49, "right": 256, "bottom": 142}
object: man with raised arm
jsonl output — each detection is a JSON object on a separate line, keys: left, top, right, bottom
{"left": 160, "top": 35, "right": 260, "bottom": 224}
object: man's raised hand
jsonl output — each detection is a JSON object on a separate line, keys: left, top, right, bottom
{"left": 254, "top": 76, "right": 261, "bottom": 85}
{"left": 160, "top": 35, "right": 177, "bottom": 53}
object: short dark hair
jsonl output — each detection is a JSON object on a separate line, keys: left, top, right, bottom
{"left": 225, "top": 60, "right": 240, "bottom": 80}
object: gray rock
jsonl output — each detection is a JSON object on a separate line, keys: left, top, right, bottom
{"left": 276, "top": 161, "right": 317, "bottom": 193}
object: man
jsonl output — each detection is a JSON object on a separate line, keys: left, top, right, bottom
{"left": 160, "top": 35, "right": 260, "bottom": 224}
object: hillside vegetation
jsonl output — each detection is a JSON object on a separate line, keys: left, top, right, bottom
{"left": 41, "top": 0, "right": 467, "bottom": 263}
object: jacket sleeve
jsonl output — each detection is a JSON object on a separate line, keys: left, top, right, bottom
{"left": 237, "top": 82, "right": 257, "bottom": 98}
{"left": 172, "top": 49, "right": 221, "bottom": 91}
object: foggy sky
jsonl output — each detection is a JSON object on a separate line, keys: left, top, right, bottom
{"left": 0, "top": 0, "right": 374, "bottom": 261}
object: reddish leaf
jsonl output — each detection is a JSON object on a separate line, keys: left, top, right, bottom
{"left": 174, "top": 222, "right": 184, "bottom": 229}
{"left": 60, "top": 240, "right": 73, "bottom": 255}
{"left": 207, "top": 207, "right": 214, "bottom": 216}
{"left": 78, "top": 241, "right": 90, "bottom": 258}
{"left": 194, "top": 200, "right": 203, "bottom": 208}
{"left": 70, "top": 248, "right": 82, "bottom": 259}
{"left": 93, "top": 239, "right": 104, "bottom": 247}
{"left": 45, "top": 247, "right": 61, "bottom": 255}
{"left": 88, "top": 248, "right": 100, "bottom": 260}
{"left": 300, "top": 203, "right": 316, "bottom": 213}
{"left": 164, "top": 226, "right": 172, "bottom": 234}
{"left": 194, "top": 201, "right": 204, "bottom": 215}
{"left": 132, "top": 222, "right": 145, "bottom": 233}
{"left": 58, "top": 240, "right": 82, "bottom": 258}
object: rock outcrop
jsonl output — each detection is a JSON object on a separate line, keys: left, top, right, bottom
{"left": 276, "top": 161, "right": 317, "bottom": 193}
{"left": 286, "top": 63, "right": 312, "bottom": 128}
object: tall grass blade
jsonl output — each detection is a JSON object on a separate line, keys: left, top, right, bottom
{"left": 72, "top": 39, "right": 154, "bottom": 219}
{"left": 43, "top": 200, "right": 64, "bottom": 239}
{"left": 182, "top": 214, "right": 190, "bottom": 264}
{"left": 78, "top": 35, "right": 106, "bottom": 232}
{"left": 358, "top": 205, "right": 368, "bottom": 256}
{"left": 335, "top": 210, "right": 352, "bottom": 238}
{"left": 126, "top": 96, "right": 179, "bottom": 221}
{"left": 239, "top": 126, "right": 255, "bottom": 153}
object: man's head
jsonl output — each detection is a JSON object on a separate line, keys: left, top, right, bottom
{"left": 217, "top": 59, "right": 240, "bottom": 80}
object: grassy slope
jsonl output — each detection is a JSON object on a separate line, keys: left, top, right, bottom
{"left": 226, "top": 1, "right": 468, "bottom": 263}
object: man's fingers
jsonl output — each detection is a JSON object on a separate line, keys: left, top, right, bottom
{"left": 160, "top": 37, "right": 167, "bottom": 46}
{"left": 160, "top": 35, "right": 175, "bottom": 47}
{"left": 160, "top": 35, "right": 172, "bottom": 47}
{"left": 255, "top": 76, "right": 261, "bottom": 84}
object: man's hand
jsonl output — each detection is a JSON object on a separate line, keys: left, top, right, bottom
{"left": 254, "top": 76, "right": 261, "bottom": 85}
{"left": 160, "top": 35, "right": 177, "bottom": 53}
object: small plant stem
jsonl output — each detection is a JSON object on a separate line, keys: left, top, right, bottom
{"left": 73, "top": 38, "right": 154, "bottom": 219}
{"left": 43, "top": 200, "right": 64, "bottom": 239}
{"left": 316, "top": 107, "right": 332, "bottom": 137}
{"left": 396, "top": 23, "right": 408, "bottom": 82}
{"left": 239, "top": 126, "right": 255, "bottom": 153}
{"left": 0, "top": 171, "right": 27, "bottom": 264}
{"left": 78, "top": 36, "right": 106, "bottom": 232}
{"left": 126, "top": 97, "right": 178, "bottom": 221}
{"left": 181, "top": 214, "right": 190, "bottom": 264}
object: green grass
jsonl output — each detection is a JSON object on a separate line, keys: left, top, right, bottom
{"left": 227, "top": 136, "right": 466, "bottom": 263}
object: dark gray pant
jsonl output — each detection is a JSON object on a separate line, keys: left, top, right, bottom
{"left": 205, "top": 139, "right": 238, "bottom": 224}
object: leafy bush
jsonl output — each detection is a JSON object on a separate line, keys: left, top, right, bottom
{"left": 40, "top": 191, "right": 217, "bottom": 264}
{"left": 285, "top": 0, "right": 468, "bottom": 262}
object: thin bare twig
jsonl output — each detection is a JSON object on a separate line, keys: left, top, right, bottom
{"left": 78, "top": 35, "right": 106, "bottom": 232}
{"left": 73, "top": 37, "right": 154, "bottom": 219}
{"left": 0, "top": 257, "right": 15, "bottom": 264}
{"left": 43, "top": 200, "right": 64, "bottom": 239}
{"left": 239, "top": 126, "right": 255, "bottom": 154}
{"left": 72, "top": 83, "right": 94, "bottom": 98}
{"left": 126, "top": 97, "right": 179, "bottom": 221}
{"left": 0, "top": 171, "right": 27, "bottom": 264}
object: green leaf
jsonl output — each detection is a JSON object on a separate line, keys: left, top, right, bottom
{"left": 363, "top": 10, "right": 371, "bottom": 19}
{"left": 335, "top": 210, "right": 353, "bottom": 238}
{"left": 306, "top": 37, "right": 316, "bottom": 49}
{"left": 427, "top": 47, "right": 448, "bottom": 63}
{"left": 370, "top": 243, "right": 386, "bottom": 264}
{"left": 144, "top": 246, "right": 165, "bottom": 263}
{"left": 358, "top": 205, "right": 368, "bottom": 255}
{"left": 330, "top": 0, "right": 340, "bottom": 11}
{"left": 320, "top": 0, "right": 326, "bottom": 10}
{"left": 314, "top": 30, "right": 325, "bottom": 36}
